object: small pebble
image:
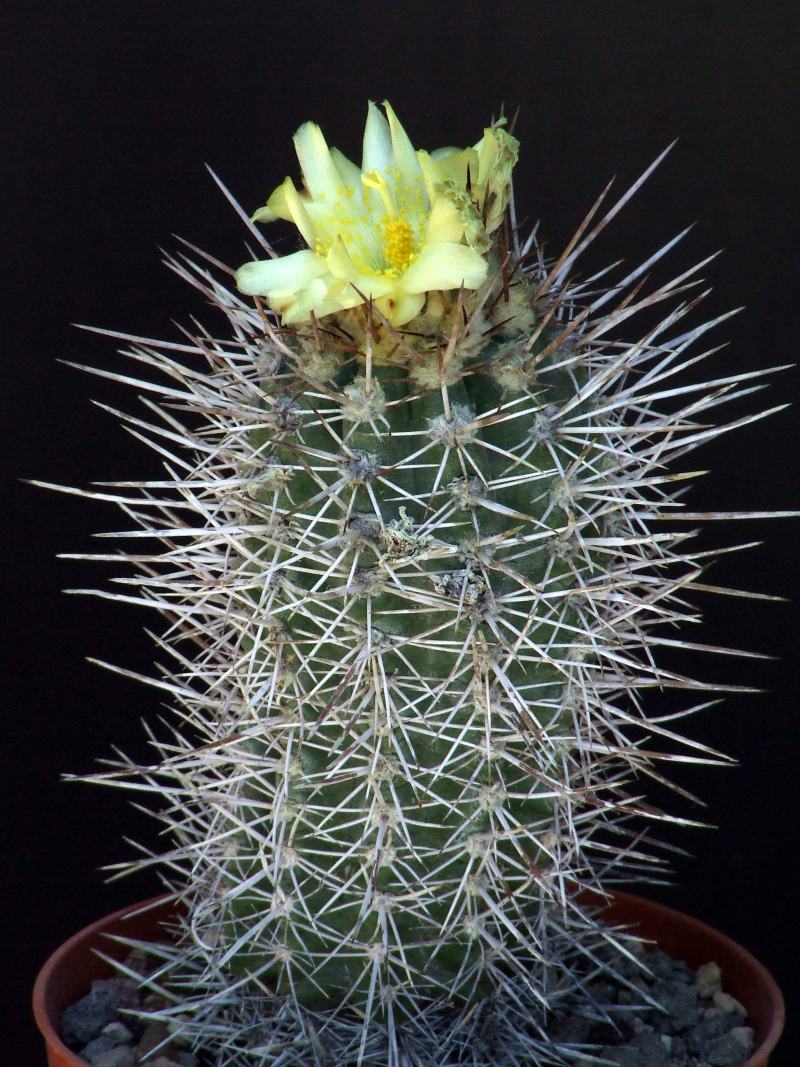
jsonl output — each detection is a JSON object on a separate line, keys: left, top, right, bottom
{"left": 92, "top": 1049, "right": 135, "bottom": 1067}
{"left": 658, "top": 978, "right": 703, "bottom": 1031}
{"left": 602, "top": 1028, "right": 672, "bottom": 1066}
{"left": 687, "top": 1013, "right": 738, "bottom": 1053}
{"left": 81, "top": 1035, "right": 117, "bottom": 1063}
{"left": 148, "top": 1057, "right": 198, "bottom": 1067}
{"left": 670, "top": 1035, "right": 688, "bottom": 1058}
{"left": 628, "top": 937, "right": 647, "bottom": 959}
{"left": 101, "top": 1021, "right": 134, "bottom": 1043}
{"left": 731, "top": 1026, "right": 754, "bottom": 1050}
{"left": 135, "top": 1020, "right": 171, "bottom": 1058}
{"left": 712, "top": 991, "right": 746, "bottom": 1016}
{"left": 166, "top": 1015, "right": 194, "bottom": 1048}
{"left": 706, "top": 1025, "right": 754, "bottom": 1065}
{"left": 61, "top": 983, "right": 122, "bottom": 1047}
{"left": 696, "top": 962, "right": 723, "bottom": 998}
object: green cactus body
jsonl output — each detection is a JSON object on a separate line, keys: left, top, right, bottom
{"left": 54, "top": 110, "right": 791, "bottom": 1066}
{"left": 223, "top": 303, "right": 590, "bottom": 1016}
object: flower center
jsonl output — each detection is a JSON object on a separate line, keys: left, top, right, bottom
{"left": 382, "top": 217, "right": 415, "bottom": 274}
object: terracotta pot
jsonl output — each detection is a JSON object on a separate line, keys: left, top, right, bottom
{"left": 599, "top": 890, "right": 784, "bottom": 1067}
{"left": 34, "top": 889, "right": 784, "bottom": 1067}
{"left": 33, "top": 895, "right": 176, "bottom": 1067}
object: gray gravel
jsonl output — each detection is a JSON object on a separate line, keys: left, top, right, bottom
{"left": 550, "top": 952, "right": 754, "bottom": 1066}
{"left": 60, "top": 950, "right": 198, "bottom": 1067}
{"left": 62, "top": 949, "right": 755, "bottom": 1066}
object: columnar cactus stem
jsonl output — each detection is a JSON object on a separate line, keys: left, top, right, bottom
{"left": 42, "top": 105, "right": 795, "bottom": 1066}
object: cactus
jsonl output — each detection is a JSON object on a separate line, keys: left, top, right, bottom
{"left": 46, "top": 102, "right": 793, "bottom": 1066}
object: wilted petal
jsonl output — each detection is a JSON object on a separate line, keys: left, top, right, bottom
{"left": 401, "top": 242, "right": 488, "bottom": 294}
{"left": 473, "top": 125, "right": 519, "bottom": 234}
{"left": 432, "top": 180, "right": 489, "bottom": 253}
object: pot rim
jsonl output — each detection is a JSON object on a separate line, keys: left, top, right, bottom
{"left": 32, "top": 894, "right": 175, "bottom": 1065}
{"left": 33, "top": 889, "right": 785, "bottom": 1067}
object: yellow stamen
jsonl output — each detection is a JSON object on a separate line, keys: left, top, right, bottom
{"left": 382, "top": 218, "right": 415, "bottom": 273}
{"left": 361, "top": 170, "right": 395, "bottom": 217}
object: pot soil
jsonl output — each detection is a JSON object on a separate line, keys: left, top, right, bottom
{"left": 33, "top": 890, "right": 784, "bottom": 1067}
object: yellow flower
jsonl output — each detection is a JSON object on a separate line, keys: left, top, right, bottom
{"left": 235, "top": 102, "right": 513, "bottom": 327}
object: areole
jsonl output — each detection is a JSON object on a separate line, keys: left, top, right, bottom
{"left": 34, "top": 890, "right": 784, "bottom": 1067}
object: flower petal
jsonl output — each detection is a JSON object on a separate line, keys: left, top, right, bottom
{"left": 325, "top": 237, "right": 360, "bottom": 281}
{"left": 280, "top": 180, "right": 318, "bottom": 247}
{"left": 424, "top": 196, "right": 465, "bottom": 245}
{"left": 400, "top": 242, "right": 488, "bottom": 294}
{"left": 330, "top": 147, "right": 364, "bottom": 201}
{"left": 293, "top": 121, "right": 343, "bottom": 203}
{"left": 253, "top": 177, "right": 318, "bottom": 247}
{"left": 377, "top": 291, "right": 425, "bottom": 327}
{"left": 415, "top": 150, "right": 440, "bottom": 203}
{"left": 327, "top": 239, "right": 394, "bottom": 298}
{"left": 431, "top": 146, "right": 477, "bottom": 190}
{"left": 384, "top": 101, "right": 423, "bottom": 186}
{"left": 281, "top": 277, "right": 337, "bottom": 323}
{"left": 252, "top": 178, "right": 294, "bottom": 224}
{"left": 235, "top": 250, "right": 328, "bottom": 298}
{"left": 362, "top": 100, "right": 392, "bottom": 176}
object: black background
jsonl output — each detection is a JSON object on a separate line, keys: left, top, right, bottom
{"left": 3, "top": 2, "right": 798, "bottom": 1063}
